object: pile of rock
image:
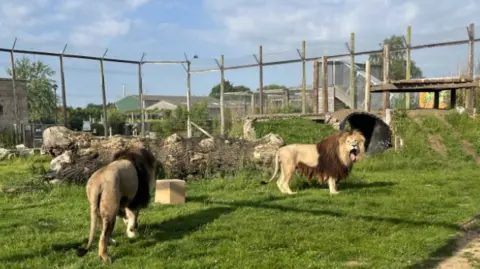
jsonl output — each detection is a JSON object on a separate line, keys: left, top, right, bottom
{"left": 42, "top": 126, "right": 284, "bottom": 183}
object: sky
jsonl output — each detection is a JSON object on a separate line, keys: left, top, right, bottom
{"left": 0, "top": 0, "right": 479, "bottom": 107}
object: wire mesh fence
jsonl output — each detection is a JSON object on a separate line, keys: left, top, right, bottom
{"left": 0, "top": 23, "right": 478, "bottom": 147}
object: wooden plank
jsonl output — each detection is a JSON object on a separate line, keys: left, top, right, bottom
{"left": 365, "top": 60, "right": 371, "bottom": 112}
{"left": 313, "top": 60, "right": 319, "bottom": 114}
{"left": 322, "top": 56, "right": 328, "bottom": 113}
{"left": 382, "top": 44, "right": 390, "bottom": 109}
{"left": 371, "top": 82, "right": 479, "bottom": 92}
{"left": 391, "top": 77, "right": 472, "bottom": 84}
{"left": 246, "top": 113, "right": 326, "bottom": 121}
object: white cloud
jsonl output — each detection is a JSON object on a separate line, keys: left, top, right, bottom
{"left": 0, "top": 0, "right": 151, "bottom": 48}
{"left": 201, "top": 0, "right": 480, "bottom": 51}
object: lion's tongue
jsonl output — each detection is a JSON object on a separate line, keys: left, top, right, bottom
{"left": 349, "top": 152, "right": 356, "bottom": 161}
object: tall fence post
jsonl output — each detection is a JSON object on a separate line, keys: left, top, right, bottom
{"left": 322, "top": 56, "right": 328, "bottom": 113}
{"left": 365, "top": 60, "right": 371, "bottom": 112}
{"left": 138, "top": 53, "right": 145, "bottom": 137}
{"left": 313, "top": 60, "right": 319, "bottom": 114}
{"left": 60, "top": 44, "right": 68, "bottom": 127}
{"left": 383, "top": 44, "right": 390, "bottom": 110}
{"left": 9, "top": 38, "right": 19, "bottom": 144}
{"left": 300, "top": 40, "right": 307, "bottom": 114}
{"left": 258, "top": 45, "right": 264, "bottom": 114}
{"left": 186, "top": 60, "right": 192, "bottom": 138}
{"left": 405, "top": 25, "right": 412, "bottom": 109}
{"left": 466, "top": 23, "right": 475, "bottom": 110}
{"left": 220, "top": 55, "right": 225, "bottom": 136}
{"left": 100, "top": 49, "right": 108, "bottom": 138}
{"left": 350, "top": 32, "right": 356, "bottom": 109}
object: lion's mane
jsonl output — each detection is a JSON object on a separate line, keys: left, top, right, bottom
{"left": 297, "top": 130, "right": 361, "bottom": 184}
{"left": 111, "top": 147, "right": 157, "bottom": 210}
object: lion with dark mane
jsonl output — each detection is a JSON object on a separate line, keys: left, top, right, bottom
{"left": 262, "top": 130, "right": 365, "bottom": 195}
{"left": 75, "top": 147, "right": 157, "bottom": 264}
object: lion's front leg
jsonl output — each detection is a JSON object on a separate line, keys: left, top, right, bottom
{"left": 328, "top": 177, "right": 339, "bottom": 194}
{"left": 125, "top": 208, "right": 139, "bottom": 238}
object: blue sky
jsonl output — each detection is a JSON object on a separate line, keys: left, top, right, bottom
{"left": 0, "top": 0, "right": 479, "bottom": 107}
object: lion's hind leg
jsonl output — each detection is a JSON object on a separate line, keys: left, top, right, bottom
{"left": 279, "top": 164, "right": 296, "bottom": 195}
{"left": 125, "top": 208, "right": 139, "bottom": 239}
{"left": 98, "top": 216, "right": 116, "bottom": 264}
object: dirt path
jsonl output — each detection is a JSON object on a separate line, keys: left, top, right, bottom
{"left": 436, "top": 220, "right": 480, "bottom": 269}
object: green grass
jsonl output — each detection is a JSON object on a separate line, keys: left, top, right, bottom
{"left": 1, "top": 115, "right": 480, "bottom": 268}
{"left": 445, "top": 112, "right": 480, "bottom": 155}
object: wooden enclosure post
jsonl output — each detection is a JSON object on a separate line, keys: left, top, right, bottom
{"left": 405, "top": 25, "right": 412, "bottom": 109}
{"left": 350, "top": 32, "right": 356, "bottom": 109}
{"left": 186, "top": 61, "right": 192, "bottom": 138}
{"left": 9, "top": 39, "right": 19, "bottom": 144}
{"left": 466, "top": 23, "right": 475, "bottom": 110}
{"left": 59, "top": 44, "right": 68, "bottom": 127}
{"left": 433, "top": 92, "right": 440, "bottom": 109}
{"left": 322, "top": 56, "right": 328, "bottom": 113}
{"left": 313, "top": 60, "right": 319, "bottom": 114}
{"left": 138, "top": 53, "right": 145, "bottom": 137}
{"left": 383, "top": 44, "right": 390, "bottom": 110}
{"left": 250, "top": 93, "right": 255, "bottom": 114}
{"left": 220, "top": 54, "right": 225, "bottom": 136}
{"left": 258, "top": 45, "right": 264, "bottom": 115}
{"left": 100, "top": 49, "right": 108, "bottom": 138}
{"left": 365, "top": 60, "right": 371, "bottom": 112}
{"left": 301, "top": 40, "right": 307, "bottom": 114}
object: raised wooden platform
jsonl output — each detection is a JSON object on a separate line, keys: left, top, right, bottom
{"left": 245, "top": 109, "right": 386, "bottom": 123}
{"left": 245, "top": 113, "right": 326, "bottom": 122}
{"left": 371, "top": 77, "right": 479, "bottom": 92}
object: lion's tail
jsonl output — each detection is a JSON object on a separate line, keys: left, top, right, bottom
{"left": 76, "top": 188, "right": 101, "bottom": 257}
{"left": 261, "top": 150, "right": 280, "bottom": 185}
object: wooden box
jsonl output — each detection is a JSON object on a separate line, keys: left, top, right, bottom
{"left": 154, "top": 179, "right": 186, "bottom": 204}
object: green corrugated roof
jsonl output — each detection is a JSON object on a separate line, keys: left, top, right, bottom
{"left": 115, "top": 96, "right": 140, "bottom": 113}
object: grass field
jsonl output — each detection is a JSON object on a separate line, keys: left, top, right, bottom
{"left": 1, "top": 112, "right": 480, "bottom": 268}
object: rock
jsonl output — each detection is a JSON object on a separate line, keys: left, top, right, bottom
{"left": 258, "top": 133, "right": 284, "bottom": 147}
{"left": 49, "top": 179, "right": 62, "bottom": 185}
{"left": 199, "top": 138, "right": 214, "bottom": 150}
{"left": 42, "top": 126, "right": 93, "bottom": 156}
{"left": 243, "top": 118, "right": 257, "bottom": 141}
{"left": 49, "top": 150, "right": 73, "bottom": 173}
{"left": 165, "top": 133, "right": 182, "bottom": 145}
{"left": 0, "top": 148, "right": 10, "bottom": 161}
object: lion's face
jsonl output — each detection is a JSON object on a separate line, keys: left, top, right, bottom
{"left": 340, "top": 131, "right": 365, "bottom": 163}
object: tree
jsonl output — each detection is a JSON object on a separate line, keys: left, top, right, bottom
{"left": 369, "top": 35, "right": 423, "bottom": 80}
{"left": 209, "top": 80, "right": 252, "bottom": 99}
{"left": 5, "top": 56, "right": 58, "bottom": 123}
{"left": 261, "top": 84, "right": 289, "bottom": 91}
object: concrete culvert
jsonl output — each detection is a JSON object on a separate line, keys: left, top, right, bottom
{"left": 339, "top": 112, "right": 393, "bottom": 156}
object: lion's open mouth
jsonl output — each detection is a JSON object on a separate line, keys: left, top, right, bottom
{"left": 349, "top": 149, "right": 358, "bottom": 162}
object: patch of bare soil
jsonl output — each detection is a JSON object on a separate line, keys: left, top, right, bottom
{"left": 461, "top": 141, "right": 480, "bottom": 165}
{"left": 344, "top": 260, "right": 365, "bottom": 267}
{"left": 406, "top": 109, "right": 451, "bottom": 118}
{"left": 426, "top": 113, "right": 480, "bottom": 165}
{"left": 428, "top": 134, "right": 447, "bottom": 157}
{"left": 436, "top": 229, "right": 480, "bottom": 269}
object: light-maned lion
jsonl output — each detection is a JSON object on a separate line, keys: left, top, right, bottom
{"left": 262, "top": 130, "right": 365, "bottom": 195}
{"left": 75, "top": 147, "right": 157, "bottom": 264}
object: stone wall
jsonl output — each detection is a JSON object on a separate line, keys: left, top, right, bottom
{"left": 0, "top": 78, "right": 29, "bottom": 129}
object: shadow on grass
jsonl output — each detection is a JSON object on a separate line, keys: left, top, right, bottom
{"left": 1, "top": 201, "right": 56, "bottom": 212}
{"left": 137, "top": 206, "right": 235, "bottom": 248}
{"left": 295, "top": 180, "right": 397, "bottom": 191}
{"left": 186, "top": 195, "right": 460, "bottom": 231}
{"left": 186, "top": 194, "right": 474, "bottom": 269}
